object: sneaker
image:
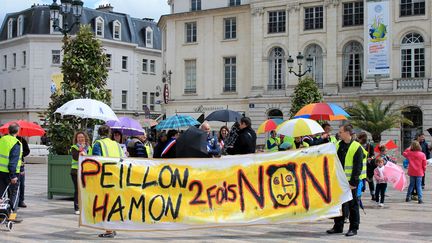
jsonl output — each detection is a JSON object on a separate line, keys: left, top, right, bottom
{"left": 406, "top": 197, "right": 411, "bottom": 202}
{"left": 18, "top": 202, "right": 27, "bottom": 208}
{"left": 75, "top": 210, "right": 80, "bottom": 215}
{"left": 379, "top": 203, "right": 384, "bottom": 207}
{"left": 98, "top": 231, "right": 116, "bottom": 238}
{"left": 371, "top": 195, "right": 375, "bottom": 201}
{"left": 418, "top": 200, "right": 424, "bottom": 204}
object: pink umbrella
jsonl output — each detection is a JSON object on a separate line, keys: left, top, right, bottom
{"left": 382, "top": 162, "right": 407, "bottom": 192}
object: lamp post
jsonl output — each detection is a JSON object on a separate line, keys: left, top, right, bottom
{"left": 287, "top": 52, "right": 314, "bottom": 81}
{"left": 50, "top": 0, "right": 84, "bottom": 36}
{"left": 162, "top": 70, "right": 172, "bottom": 104}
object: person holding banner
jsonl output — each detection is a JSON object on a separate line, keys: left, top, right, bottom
{"left": 327, "top": 124, "right": 364, "bottom": 237}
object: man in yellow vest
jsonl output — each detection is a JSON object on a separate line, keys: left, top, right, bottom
{"left": 0, "top": 123, "right": 22, "bottom": 220}
{"left": 266, "top": 130, "right": 280, "bottom": 152}
{"left": 327, "top": 124, "right": 365, "bottom": 237}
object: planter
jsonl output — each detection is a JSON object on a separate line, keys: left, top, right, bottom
{"left": 47, "top": 154, "right": 74, "bottom": 199}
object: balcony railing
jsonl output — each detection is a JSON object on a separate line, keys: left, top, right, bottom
{"left": 394, "top": 78, "right": 430, "bottom": 91}
{"left": 184, "top": 88, "right": 196, "bottom": 94}
{"left": 267, "top": 83, "right": 285, "bottom": 90}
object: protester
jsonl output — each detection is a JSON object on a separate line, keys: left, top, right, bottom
{"left": 70, "top": 131, "right": 91, "bottom": 215}
{"left": 373, "top": 157, "right": 388, "bottom": 207}
{"left": 91, "top": 125, "right": 125, "bottom": 238}
{"left": 161, "top": 130, "right": 179, "bottom": 158}
{"left": 415, "top": 133, "right": 429, "bottom": 189}
{"left": 226, "top": 117, "right": 256, "bottom": 155}
{"left": 127, "top": 134, "right": 148, "bottom": 158}
{"left": 16, "top": 136, "right": 30, "bottom": 208}
{"left": 218, "top": 126, "right": 229, "bottom": 153}
{"left": 403, "top": 141, "right": 427, "bottom": 204}
{"left": 327, "top": 124, "right": 364, "bottom": 237}
{"left": 266, "top": 130, "right": 280, "bottom": 152}
{"left": 224, "top": 122, "right": 240, "bottom": 152}
{"left": 357, "top": 132, "right": 375, "bottom": 200}
{"left": 307, "top": 124, "right": 336, "bottom": 146}
{"left": 200, "top": 122, "right": 221, "bottom": 157}
{"left": 293, "top": 136, "right": 309, "bottom": 149}
{"left": 111, "top": 130, "right": 128, "bottom": 156}
{"left": 379, "top": 145, "right": 396, "bottom": 164}
{"left": 279, "top": 135, "right": 293, "bottom": 151}
{"left": 153, "top": 132, "right": 167, "bottom": 158}
{"left": 0, "top": 123, "right": 22, "bottom": 222}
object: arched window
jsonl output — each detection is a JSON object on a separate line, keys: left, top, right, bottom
{"left": 146, "top": 27, "right": 153, "bottom": 48}
{"left": 95, "top": 16, "right": 104, "bottom": 37}
{"left": 267, "top": 109, "right": 283, "bottom": 120}
{"left": 304, "top": 44, "right": 323, "bottom": 88}
{"left": 113, "top": 20, "right": 121, "bottom": 40}
{"left": 268, "top": 47, "right": 285, "bottom": 90}
{"left": 17, "top": 15, "right": 24, "bottom": 37}
{"left": 401, "top": 32, "right": 425, "bottom": 78}
{"left": 7, "top": 18, "right": 13, "bottom": 39}
{"left": 342, "top": 41, "right": 363, "bottom": 87}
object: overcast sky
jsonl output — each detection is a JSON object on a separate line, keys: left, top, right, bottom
{"left": 0, "top": 0, "right": 170, "bottom": 23}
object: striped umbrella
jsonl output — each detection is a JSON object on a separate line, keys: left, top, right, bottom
{"left": 294, "top": 103, "right": 350, "bottom": 121}
{"left": 257, "top": 119, "right": 284, "bottom": 134}
{"left": 276, "top": 118, "right": 324, "bottom": 137}
{"left": 156, "top": 115, "right": 200, "bottom": 131}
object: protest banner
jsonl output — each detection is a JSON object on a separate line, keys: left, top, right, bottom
{"left": 78, "top": 143, "right": 352, "bottom": 231}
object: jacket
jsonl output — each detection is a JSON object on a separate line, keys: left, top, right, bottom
{"left": 206, "top": 135, "right": 221, "bottom": 156}
{"left": 403, "top": 148, "right": 427, "bottom": 177}
{"left": 127, "top": 138, "right": 148, "bottom": 158}
{"left": 226, "top": 126, "right": 256, "bottom": 155}
{"left": 373, "top": 167, "right": 387, "bottom": 184}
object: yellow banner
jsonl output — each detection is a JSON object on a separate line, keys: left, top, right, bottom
{"left": 79, "top": 143, "right": 352, "bottom": 231}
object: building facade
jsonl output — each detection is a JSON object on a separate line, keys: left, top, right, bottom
{"left": 159, "top": 0, "right": 432, "bottom": 148}
{"left": 0, "top": 4, "right": 163, "bottom": 129}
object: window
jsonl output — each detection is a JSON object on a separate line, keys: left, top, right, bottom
{"left": 224, "top": 18, "right": 237, "bottom": 40}
{"left": 122, "top": 56, "right": 128, "bottom": 70}
{"left": 343, "top": 2, "right": 363, "bottom": 27}
{"left": 224, "top": 57, "right": 236, "bottom": 92}
{"left": 304, "top": 44, "right": 323, "bottom": 88}
{"left": 146, "top": 27, "right": 153, "bottom": 48}
{"left": 50, "top": 15, "right": 63, "bottom": 34}
{"left": 268, "top": 47, "right": 285, "bottom": 90}
{"left": 304, "top": 6, "right": 324, "bottom": 30}
{"left": 185, "top": 22, "right": 197, "bottom": 43}
{"left": 185, "top": 60, "right": 197, "bottom": 93}
{"left": 3, "top": 55, "right": 6, "bottom": 70}
{"left": 113, "top": 20, "right": 121, "bottom": 40}
{"left": 13, "top": 53, "right": 16, "bottom": 68}
{"left": 191, "top": 0, "right": 201, "bottom": 11}
{"left": 12, "top": 89, "right": 16, "bottom": 109}
{"left": 268, "top": 11, "right": 286, "bottom": 34}
{"left": 7, "top": 18, "right": 13, "bottom": 39}
{"left": 95, "top": 16, "right": 104, "bottom": 37}
{"left": 22, "top": 51, "right": 26, "bottom": 66}
{"left": 3, "top": 90, "right": 6, "bottom": 109}
{"left": 400, "top": 0, "right": 425, "bottom": 17}
{"left": 52, "top": 50, "right": 61, "bottom": 65}
{"left": 229, "top": 0, "right": 241, "bottom": 6}
{"left": 401, "top": 32, "right": 425, "bottom": 78}
{"left": 343, "top": 41, "right": 363, "bottom": 87}
{"left": 22, "top": 88, "right": 26, "bottom": 108}
{"left": 106, "top": 54, "right": 111, "bottom": 68}
{"left": 121, "top": 90, "right": 127, "bottom": 109}
{"left": 142, "top": 92, "right": 148, "bottom": 110}
{"left": 150, "top": 92, "right": 155, "bottom": 111}
{"left": 150, "top": 60, "right": 156, "bottom": 74}
{"left": 142, "top": 59, "right": 148, "bottom": 72}
{"left": 17, "top": 15, "right": 24, "bottom": 37}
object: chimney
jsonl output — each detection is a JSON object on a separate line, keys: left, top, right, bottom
{"left": 96, "top": 4, "right": 113, "bottom": 12}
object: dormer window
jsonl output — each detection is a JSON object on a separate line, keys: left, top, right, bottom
{"left": 113, "top": 20, "right": 121, "bottom": 40}
{"left": 95, "top": 16, "right": 104, "bottom": 37}
{"left": 146, "top": 27, "right": 153, "bottom": 48}
{"left": 17, "top": 15, "right": 24, "bottom": 37}
{"left": 7, "top": 18, "right": 13, "bottom": 39}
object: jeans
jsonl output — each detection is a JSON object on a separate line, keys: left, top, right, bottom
{"left": 375, "top": 183, "right": 387, "bottom": 203}
{"left": 407, "top": 176, "right": 423, "bottom": 200}
{"left": 70, "top": 169, "right": 79, "bottom": 211}
{"left": 334, "top": 189, "right": 360, "bottom": 231}
{"left": 19, "top": 172, "right": 25, "bottom": 203}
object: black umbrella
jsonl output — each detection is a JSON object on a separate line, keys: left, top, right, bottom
{"left": 205, "top": 109, "right": 242, "bottom": 122}
{"left": 176, "top": 126, "right": 209, "bottom": 158}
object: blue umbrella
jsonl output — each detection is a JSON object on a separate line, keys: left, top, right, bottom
{"left": 156, "top": 115, "right": 200, "bottom": 131}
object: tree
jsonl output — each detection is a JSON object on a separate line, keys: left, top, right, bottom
{"left": 346, "top": 98, "right": 413, "bottom": 144}
{"left": 289, "top": 76, "right": 323, "bottom": 118}
{"left": 45, "top": 25, "right": 111, "bottom": 155}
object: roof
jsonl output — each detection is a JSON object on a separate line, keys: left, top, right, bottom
{"left": 0, "top": 4, "right": 161, "bottom": 49}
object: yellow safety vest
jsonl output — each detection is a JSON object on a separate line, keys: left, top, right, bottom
{"left": 290, "top": 140, "right": 309, "bottom": 149}
{"left": 329, "top": 136, "right": 337, "bottom": 144}
{"left": 144, "top": 143, "right": 153, "bottom": 158}
{"left": 92, "top": 138, "right": 124, "bottom": 158}
{"left": 266, "top": 137, "right": 280, "bottom": 152}
{"left": 336, "top": 140, "right": 367, "bottom": 180}
{"left": 0, "top": 135, "right": 22, "bottom": 173}
{"left": 70, "top": 144, "right": 92, "bottom": 169}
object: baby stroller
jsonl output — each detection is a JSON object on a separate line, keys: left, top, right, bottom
{"left": 0, "top": 182, "right": 20, "bottom": 231}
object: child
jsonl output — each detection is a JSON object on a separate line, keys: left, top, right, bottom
{"left": 379, "top": 145, "right": 396, "bottom": 164}
{"left": 403, "top": 141, "right": 427, "bottom": 204}
{"left": 373, "top": 157, "right": 387, "bottom": 207}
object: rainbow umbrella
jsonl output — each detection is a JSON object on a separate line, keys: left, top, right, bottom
{"left": 294, "top": 103, "right": 350, "bottom": 121}
{"left": 276, "top": 118, "right": 324, "bottom": 137}
{"left": 257, "top": 119, "right": 284, "bottom": 134}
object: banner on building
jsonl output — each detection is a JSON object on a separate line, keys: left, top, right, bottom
{"left": 365, "top": 0, "right": 390, "bottom": 77}
{"left": 78, "top": 143, "right": 351, "bottom": 231}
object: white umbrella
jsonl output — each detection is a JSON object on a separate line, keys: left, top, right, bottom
{"left": 55, "top": 98, "right": 119, "bottom": 122}
{"left": 276, "top": 118, "right": 324, "bottom": 137}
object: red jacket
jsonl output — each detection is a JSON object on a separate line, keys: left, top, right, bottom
{"left": 403, "top": 148, "right": 427, "bottom": 177}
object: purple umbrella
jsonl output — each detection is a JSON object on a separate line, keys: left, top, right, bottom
{"left": 106, "top": 117, "right": 145, "bottom": 136}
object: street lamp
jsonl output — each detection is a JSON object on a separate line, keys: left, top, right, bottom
{"left": 50, "top": 0, "right": 84, "bottom": 36}
{"left": 287, "top": 52, "right": 313, "bottom": 81}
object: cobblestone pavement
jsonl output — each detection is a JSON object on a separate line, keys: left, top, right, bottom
{"left": 2, "top": 163, "right": 432, "bottom": 242}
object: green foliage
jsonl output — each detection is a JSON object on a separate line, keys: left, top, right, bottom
{"left": 45, "top": 25, "right": 111, "bottom": 155}
{"left": 346, "top": 98, "right": 413, "bottom": 143}
{"left": 289, "top": 76, "right": 323, "bottom": 118}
